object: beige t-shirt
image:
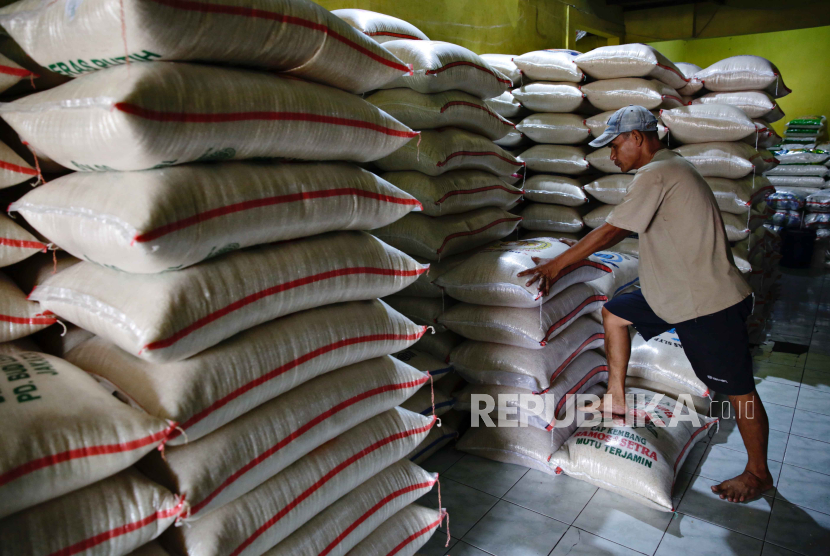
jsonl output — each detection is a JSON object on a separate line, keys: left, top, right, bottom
{"left": 606, "top": 149, "right": 751, "bottom": 324}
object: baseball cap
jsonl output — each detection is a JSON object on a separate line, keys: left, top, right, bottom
{"left": 589, "top": 105, "right": 659, "bottom": 148}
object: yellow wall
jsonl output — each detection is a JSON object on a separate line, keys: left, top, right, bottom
{"left": 649, "top": 26, "right": 830, "bottom": 136}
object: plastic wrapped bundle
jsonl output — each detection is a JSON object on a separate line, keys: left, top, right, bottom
{"left": 513, "top": 49, "right": 584, "bottom": 82}
{"left": 511, "top": 82, "right": 590, "bottom": 113}
{"left": 694, "top": 55, "right": 790, "bottom": 98}
{"left": 581, "top": 78, "right": 683, "bottom": 111}
{"left": 333, "top": 9, "right": 429, "bottom": 42}
{"left": 574, "top": 44, "right": 688, "bottom": 89}
{"left": 520, "top": 204, "right": 585, "bottom": 233}
{"left": 520, "top": 145, "right": 590, "bottom": 174}
{"left": 524, "top": 175, "right": 588, "bottom": 205}
{"left": 516, "top": 113, "right": 591, "bottom": 144}
{"left": 659, "top": 104, "right": 757, "bottom": 144}
{"left": 481, "top": 54, "right": 522, "bottom": 85}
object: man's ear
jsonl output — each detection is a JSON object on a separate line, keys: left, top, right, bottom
{"left": 631, "top": 130, "right": 644, "bottom": 146}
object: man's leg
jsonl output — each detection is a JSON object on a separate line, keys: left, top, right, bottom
{"left": 596, "top": 306, "right": 633, "bottom": 415}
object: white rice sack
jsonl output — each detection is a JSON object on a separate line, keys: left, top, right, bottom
{"left": 0, "top": 63, "right": 417, "bottom": 172}
{"left": 365, "top": 88, "right": 514, "bottom": 140}
{"left": 400, "top": 385, "right": 453, "bottom": 417}
{"left": 65, "top": 300, "right": 425, "bottom": 445}
{"left": 574, "top": 44, "right": 688, "bottom": 90}
{"left": 485, "top": 91, "right": 525, "bottom": 119}
{"left": 162, "top": 408, "right": 434, "bottom": 556}
{"left": 384, "top": 296, "right": 449, "bottom": 332}
{"left": 333, "top": 9, "right": 429, "bottom": 43}
{"left": 436, "top": 238, "right": 615, "bottom": 307}
{"left": 746, "top": 119, "right": 782, "bottom": 149}
{"left": 583, "top": 204, "right": 615, "bottom": 229}
{"left": 606, "top": 237, "right": 640, "bottom": 258}
{"left": 722, "top": 212, "right": 751, "bottom": 241}
{"left": 0, "top": 272, "right": 57, "bottom": 343}
{"left": 0, "top": 352, "right": 172, "bottom": 519}
{"left": 513, "top": 49, "right": 584, "bottom": 82}
{"left": 586, "top": 253, "right": 640, "bottom": 299}
{"left": 392, "top": 348, "right": 452, "bottom": 382}
{"left": 629, "top": 330, "right": 711, "bottom": 397}
{"left": 493, "top": 127, "right": 529, "bottom": 149}
{"left": 0, "top": 469, "right": 183, "bottom": 556}
{"left": 397, "top": 253, "right": 471, "bottom": 298}
{"left": 407, "top": 410, "right": 461, "bottom": 463}
{"left": 807, "top": 190, "right": 830, "bottom": 213}
{"left": 695, "top": 55, "right": 791, "bottom": 98}
{"left": 0, "top": 0, "right": 411, "bottom": 94}
{"left": 516, "top": 113, "right": 591, "bottom": 145}
{"left": 264, "top": 460, "right": 436, "bottom": 556}
{"left": 550, "top": 388, "right": 718, "bottom": 511}
{"left": 673, "top": 141, "right": 778, "bottom": 178}
{"left": 659, "top": 104, "right": 757, "bottom": 144}
{"left": 0, "top": 52, "right": 35, "bottom": 94}
{"left": 520, "top": 145, "right": 590, "bottom": 174}
{"left": 584, "top": 175, "right": 634, "bottom": 205}
{"left": 380, "top": 40, "right": 510, "bottom": 99}
{"left": 587, "top": 146, "right": 632, "bottom": 174}
{"left": 4, "top": 251, "right": 80, "bottom": 296}
{"left": 35, "top": 232, "right": 425, "bottom": 363}
{"left": 382, "top": 170, "right": 522, "bottom": 217}
{"left": 765, "top": 164, "right": 830, "bottom": 177}
{"left": 675, "top": 62, "right": 703, "bottom": 95}
{"left": 345, "top": 504, "right": 443, "bottom": 556}
{"left": 481, "top": 54, "right": 522, "bottom": 85}
{"left": 11, "top": 163, "right": 421, "bottom": 274}
{"left": 374, "top": 127, "right": 524, "bottom": 177}
{"left": 524, "top": 175, "right": 588, "bottom": 206}
{"left": 0, "top": 140, "right": 37, "bottom": 189}
{"left": 625, "top": 376, "right": 710, "bottom": 415}
{"left": 372, "top": 207, "right": 521, "bottom": 261}
{"left": 693, "top": 90, "right": 784, "bottom": 121}
{"left": 774, "top": 150, "right": 830, "bottom": 165}
{"left": 511, "top": 82, "right": 590, "bottom": 113}
{"left": 585, "top": 110, "right": 617, "bottom": 138}
{"left": 0, "top": 213, "right": 46, "bottom": 269}
{"left": 706, "top": 176, "right": 774, "bottom": 214}
{"left": 439, "top": 283, "right": 607, "bottom": 348}
{"left": 520, "top": 204, "right": 584, "bottom": 233}
{"left": 766, "top": 175, "right": 828, "bottom": 188}
{"left": 581, "top": 78, "right": 683, "bottom": 112}
{"left": 415, "top": 331, "right": 463, "bottom": 363}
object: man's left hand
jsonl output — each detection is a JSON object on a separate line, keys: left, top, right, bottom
{"left": 517, "top": 257, "right": 565, "bottom": 297}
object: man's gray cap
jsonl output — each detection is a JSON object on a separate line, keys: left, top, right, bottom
{"left": 589, "top": 105, "right": 659, "bottom": 148}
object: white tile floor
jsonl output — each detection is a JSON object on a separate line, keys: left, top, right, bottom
{"left": 417, "top": 268, "right": 830, "bottom": 556}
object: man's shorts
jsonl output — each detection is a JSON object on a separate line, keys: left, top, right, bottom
{"left": 604, "top": 289, "right": 755, "bottom": 396}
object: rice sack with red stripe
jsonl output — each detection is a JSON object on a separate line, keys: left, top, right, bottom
{"left": 397, "top": 253, "right": 472, "bottom": 298}
{"left": 0, "top": 63, "right": 416, "bottom": 172}
{"left": 580, "top": 78, "right": 683, "bottom": 112}
{"left": 0, "top": 468, "right": 183, "bottom": 556}
{"left": 574, "top": 44, "right": 688, "bottom": 90}
{"left": 485, "top": 90, "right": 525, "bottom": 119}
{"left": 0, "top": 272, "right": 56, "bottom": 342}
{"left": 344, "top": 504, "right": 443, "bottom": 556}
{"left": 513, "top": 50, "right": 584, "bottom": 82}
{"left": 366, "top": 89, "right": 514, "bottom": 140}
{"left": 694, "top": 55, "right": 790, "bottom": 97}
{"left": 480, "top": 54, "right": 521, "bottom": 85}
{"left": 139, "top": 356, "right": 426, "bottom": 520}
{"left": 0, "top": 51, "right": 36, "bottom": 93}
{"left": 64, "top": 300, "right": 425, "bottom": 444}
{"left": 382, "top": 295, "right": 452, "bottom": 332}
{"left": 33, "top": 232, "right": 425, "bottom": 362}
{"left": 333, "top": 9, "right": 429, "bottom": 43}
{"left": 372, "top": 207, "right": 521, "bottom": 261}
{"left": 516, "top": 113, "right": 591, "bottom": 145}
{"left": 585, "top": 252, "right": 640, "bottom": 300}
{"left": 658, "top": 105, "right": 758, "bottom": 144}
{"left": 0, "top": 352, "right": 172, "bottom": 519}
{"left": 0, "top": 213, "right": 46, "bottom": 268}
{"left": 0, "top": 0, "right": 411, "bottom": 93}
{"left": 450, "top": 316, "right": 604, "bottom": 392}
{"left": 549, "top": 388, "right": 718, "bottom": 511}
{"left": 511, "top": 82, "right": 590, "bottom": 114}
{"left": 675, "top": 62, "right": 703, "bottom": 95}
{"left": 705, "top": 176, "right": 774, "bottom": 215}
{"left": 519, "top": 204, "right": 585, "bottom": 233}
{"left": 160, "top": 408, "right": 433, "bottom": 556}
{"left": 264, "top": 459, "right": 436, "bottom": 556}
{"left": 392, "top": 348, "right": 452, "bottom": 382}
{"left": 0, "top": 140, "right": 37, "bottom": 189}
{"left": 520, "top": 144, "right": 590, "bottom": 174}
{"left": 414, "top": 330, "right": 462, "bottom": 363}
{"left": 374, "top": 128, "right": 523, "bottom": 177}
{"left": 406, "top": 409, "right": 462, "bottom": 464}
{"left": 400, "top": 385, "right": 453, "bottom": 418}
{"left": 380, "top": 40, "right": 510, "bottom": 100}
{"left": 628, "top": 330, "right": 711, "bottom": 398}
{"left": 9, "top": 163, "right": 421, "bottom": 274}
{"left": 439, "top": 283, "right": 607, "bottom": 349}
{"left": 436, "top": 238, "right": 613, "bottom": 307}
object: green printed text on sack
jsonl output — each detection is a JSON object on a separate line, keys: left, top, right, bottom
{"left": 49, "top": 50, "right": 163, "bottom": 77}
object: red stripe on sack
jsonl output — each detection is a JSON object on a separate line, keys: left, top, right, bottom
{"left": 114, "top": 103, "right": 418, "bottom": 139}
{"left": 544, "top": 295, "right": 608, "bottom": 341}
{"left": 439, "top": 101, "right": 514, "bottom": 126}
{"left": 366, "top": 31, "right": 423, "bottom": 40}
{"left": 0, "top": 160, "right": 38, "bottom": 176}
{"left": 168, "top": 327, "right": 428, "bottom": 440}
{"left": 48, "top": 496, "right": 186, "bottom": 556}
{"left": 189, "top": 376, "right": 430, "bottom": 515}
{"left": 656, "top": 62, "right": 688, "bottom": 82}
{"left": 533, "top": 332, "right": 605, "bottom": 395}
{"left": 229, "top": 416, "right": 436, "bottom": 556}
{"left": 436, "top": 217, "right": 522, "bottom": 255}
{"left": 319, "top": 479, "right": 438, "bottom": 556}
{"left": 0, "top": 237, "right": 48, "bottom": 251}
{"left": 0, "top": 65, "right": 36, "bottom": 78}
{"left": 142, "top": 266, "right": 428, "bottom": 353}
{"left": 434, "top": 185, "right": 523, "bottom": 206}
{"left": 386, "top": 515, "right": 444, "bottom": 556}
{"left": 673, "top": 420, "right": 716, "bottom": 477}
{"left": 548, "top": 365, "right": 609, "bottom": 428}
{"left": 146, "top": 0, "right": 410, "bottom": 73}
{"left": 0, "top": 423, "right": 177, "bottom": 488}
{"left": 424, "top": 61, "right": 512, "bottom": 85}
{"left": 662, "top": 94, "right": 684, "bottom": 104}
{"left": 133, "top": 188, "right": 422, "bottom": 243}
{"left": 436, "top": 151, "right": 524, "bottom": 168}
{"left": 0, "top": 313, "right": 57, "bottom": 326}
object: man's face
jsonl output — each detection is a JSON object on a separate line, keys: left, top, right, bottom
{"left": 609, "top": 132, "right": 640, "bottom": 173}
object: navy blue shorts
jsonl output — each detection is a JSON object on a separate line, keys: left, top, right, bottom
{"left": 604, "top": 290, "right": 755, "bottom": 396}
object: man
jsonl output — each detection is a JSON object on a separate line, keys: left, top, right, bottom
{"left": 518, "top": 105, "right": 773, "bottom": 503}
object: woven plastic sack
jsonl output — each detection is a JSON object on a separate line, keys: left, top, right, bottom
{"left": 520, "top": 204, "right": 584, "bottom": 233}
{"left": 766, "top": 175, "right": 828, "bottom": 188}
{"left": 586, "top": 110, "right": 617, "bottom": 138}
{"left": 581, "top": 78, "right": 683, "bottom": 112}
{"left": 11, "top": 163, "right": 421, "bottom": 274}
{"left": 485, "top": 91, "right": 525, "bottom": 118}
{"left": 439, "top": 283, "right": 607, "bottom": 349}
{"left": 586, "top": 253, "right": 640, "bottom": 299}
{"left": 673, "top": 142, "right": 778, "bottom": 178}
{"left": 574, "top": 44, "right": 687, "bottom": 89}
{"left": 524, "top": 175, "right": 587, "bottom": 206}
{"left": 65, "top": 300, "right": 424, "bottom": 445}
{"left": 774, "top": 149, "right": 830, "bottom": 165}
{"left": 606, "top": 237, "right": 640, "bottom": 258}
{"left": 380, "top": 40, "right": 510, "bottom": 99}
{"left": 807, "top": 191, "right": 830, "bottom": 213}
{"left": 397, "top": 253, "right": 471, "bottom": 298}
{"left": 587, "top": 146, "right": 631, "bottom": 174}
{"left": 1, "top": 63, "right": 417, "bottom": 172}
{"left": 583, "top": 204, "right": 614, "bottom": 229}
{"left": 381, "top": 170, "right": 522, "bottom": 217}
{"left": 721, "top": 212, "right": 751, "bottom": 241}
{"left": 748, "top": 119, "right": 782, "bottom": 149}
{"left": 345, "top": 504, "right": 443, "bottom": 556}
{"left": 0, "top": 0, "right": 410, "bottom": 93}
{"left": 436, "top": 238, "right": 614, "bottom": 307}
{"left": 513, "top": 50, "right": 584, "bottom": 82}
{"left": 392, "top": 348, "right": 452, "bottom": 381}
{"left": 516, "top": 113, "right": 591, "bottom": 145}
{"left": 675, "top": 62, "right": 703, "bottom": 95}
{"left": 494, "top": 127, "right": 528, "bottom": 149}
{"left": 766, "top": 164, "right": 830, "bottom": 177}
{"left": 333, "top": 9, "right": 429, "bottom": 43}
{"left": 0, "top": 212, "right": 46, "bottom": 269}
{"left": 693, "top": 90, "right": 784, "bottom": 121}
{"left": 510, "top": 82, "right": 589, "bottom": 113}
{"left": 0, "top": 140, "right": 37, "bottom": 189}
{"left": 550, "top": 388, "right": 718, "bottom": 511}
{"left": 366, "top": 88, "right": 514, "bottom": 140}
{"left": 629, "top": 330, "right": 711, "bottom": 397}
{"left": 374, "top": 127, "right": 523, "bottom": 177}
{"left": 0, "top": 272, "right": 57, "bottom": 342}
{"left": 520, "top": 145, "right": 590, "bottom": 174}
{"left": 625, "top": 376, "right": 710, "bottom": 415}
{"left": 142, "top": 357, "right": 426, "bottom": 520}
{"left": 372, "top": 207, "right": 521, "bottom": 261}
{"left": 480, "top": 54, "right": 522, "bottom": 85}
{"left": 0, "top": 51, "right": 34, "bottom": 93}
{"left": 400, "top": 384, "right": 453, "bottom": 416}
{"left": 0, "top": 468, "right": 183, "bottom": 556}
{"left": 706, "top": 176, "right": 773, "bottom": 214}
{"left": 264, "top": 460, "right": 436, "bottom": 556}
{"left": 415, "top": 331, "right": 463, "bottom": 363}
{"left": 770, "top": 209, "right": 802, "bottom": 229}
{"left": 383, "top": 296, "right": 450, "bottom": 332}
{"left": 695, "top": 55, "right": 790, "bottom": 97}
{"left": 766, "top": 190, "right": 807, "bottom": 210}
{"left": 659, "top": 105, "right": 757, "bottom": 144}
{"left": 0, "top": 351, "right": 172, "bottom": 519}
{"left": 805, "top": 213, "right": 830, "bottom": 229}
{"left": 584, "top": 175, "right": 634, "bottom": 205}
{"left": 407, "top": 409, "right": 462, "bottom": 463}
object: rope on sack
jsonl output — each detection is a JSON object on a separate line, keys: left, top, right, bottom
{"left": 429, "top": 372, "right": 442, "bottom": 428}
{"left": 21, "top": 141, "right": 44, "bottom": 185}
{"left": 436, "top": 479, "right": 451, "bottom": 547}
{"left": 416, "top": 132, "right": 422, "bottom": 162}
{"left": 119, "top": 0, "right": 130, "bottom": 72}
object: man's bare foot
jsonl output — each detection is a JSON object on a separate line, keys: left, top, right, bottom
{"left": 579, "top": 392, "right": 629, "bottom": 416}
{"left": 711, "top": 469, "right": 774, "bottom": 503}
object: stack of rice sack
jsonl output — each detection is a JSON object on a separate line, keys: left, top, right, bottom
{"left": 805, "top": 189, "right": 830, "bottom": 238}
{"left": 766, "top": 121, "right": 829, "bottom": 192}
{"left": 779, "top": 115, "right": 827, "bottom": 150}
{"left": 0, "top": 3, "right": 454, "bottom": 555}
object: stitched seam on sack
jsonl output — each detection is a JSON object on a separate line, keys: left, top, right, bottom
{"left": 434, "top": 185, "right": 522, "bottom": 204}
{"left": 28, "top": 286, "right": 140, "bottom": 341}
{"left": 436, "top": 217, "right": 522, "bottom": 254}
{"left": 436, "top": 151, "right": 524, "bottom": 168}
{"left": 0, "top": 96, "right": 116, "bottom": 114}
{"left": 9, "top": 202, "right": 138, "bottom": 242}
